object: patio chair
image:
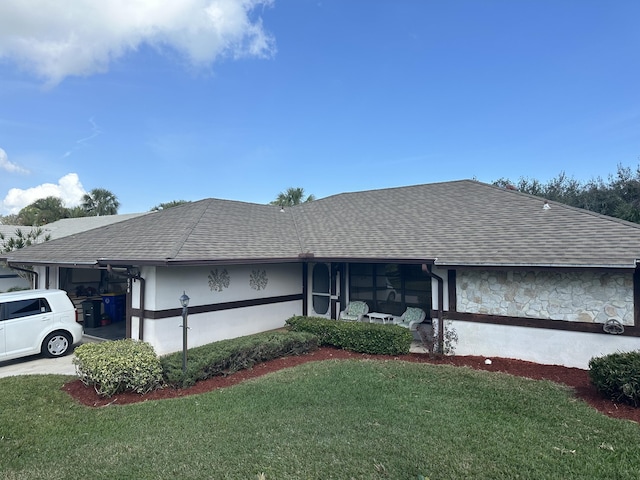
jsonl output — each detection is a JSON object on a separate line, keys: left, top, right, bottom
{"left": 338, "top": 301, "right": 369, "bottom": 322}
{"left": 392, "top": 307, "right": 426, "bottom": 330}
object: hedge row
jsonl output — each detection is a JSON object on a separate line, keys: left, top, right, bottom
{"left": 73, "top": 319, "right": 411, "bottom": 397}
{"left": 285, "top": 315, "right": 413, "bottom": 355}
{"left": 160, "top": 330, "right": 318, "bottom": 388}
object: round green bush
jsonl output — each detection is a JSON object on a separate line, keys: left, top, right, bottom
{"left": 588, "top": 350, "right": 640, "bottom": 407}
{"left": 74, "top": 339, "right": 164, "bottom": 397}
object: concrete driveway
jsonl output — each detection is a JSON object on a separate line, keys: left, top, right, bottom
{"left": 0, "top": 345, "right": 80, "bottom": 378}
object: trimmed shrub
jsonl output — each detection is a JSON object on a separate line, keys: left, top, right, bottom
{"left": 285, "top": 315, "right": 413, "bottom": 356}
{"left": 74, "top": 339, "right": 164, "bottom": 397}
{"left": 589, "top": 350, "right": 640, "bottom": 407}
{"left": 160, "top": 330, "right": 318, "bottom": 388}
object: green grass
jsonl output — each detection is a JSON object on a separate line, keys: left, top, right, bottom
{"left": 1, "top": 359, "right": 639, "bottom": 479}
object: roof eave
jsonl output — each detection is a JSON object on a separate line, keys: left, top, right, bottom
{"left": 96, "top": 257, "right": 305, "bottom": 267}
{"left": 7, "top": 260, "right": 99, "bottom": 268}
{"left": 436, "top": 260, "right": 639, "bottom": 269}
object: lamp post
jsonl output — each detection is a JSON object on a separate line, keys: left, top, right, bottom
{"left": 179, "top": 291, "right": 190, "bottom": 373}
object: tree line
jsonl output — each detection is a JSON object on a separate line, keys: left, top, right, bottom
{"left": 0, "top": 188, "right": 120, "bottom": 226}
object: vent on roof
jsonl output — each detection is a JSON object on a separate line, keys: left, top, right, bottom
{"left": 543, "top": 201, "right": 551, "bottom": 210}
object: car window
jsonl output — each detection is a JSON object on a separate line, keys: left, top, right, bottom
{"left": 3, "top": 298, "right": 51, "bottom": 320}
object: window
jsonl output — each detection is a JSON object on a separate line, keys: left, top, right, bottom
{"left": 2, "top": 298, "right": 51, "bottom": 320}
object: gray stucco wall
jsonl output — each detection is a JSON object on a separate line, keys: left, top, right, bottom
{"left": 457, "top": 270, "right": 634, "bottom": 325}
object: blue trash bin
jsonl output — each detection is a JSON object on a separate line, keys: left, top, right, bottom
{"left": 102, "top": 294, "right": 126, "bottom": 323}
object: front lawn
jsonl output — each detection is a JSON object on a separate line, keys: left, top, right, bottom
{"left": 1, "top": 359, "right": 639, "bottom": 479}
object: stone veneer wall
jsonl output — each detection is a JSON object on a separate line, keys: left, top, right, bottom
{"left": 457, "top": 270, "right": 634, "bottom": 325}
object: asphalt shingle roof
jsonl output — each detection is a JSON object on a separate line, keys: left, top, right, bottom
{"left": 0, "top": 213, "right": 147, "bottom": 241}
{"left": 294, "top": 180, "right": 640, "bottom": 267}
{"left": 4, "top": 180, "right": 640, "bottom": 268}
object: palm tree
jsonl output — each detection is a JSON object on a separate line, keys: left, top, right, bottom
{"left": 150, "top": 200, "right": 190, "bottom": 211}
{"left": 81, "top": 188, "right": 120, "bottom": 216}
{"left": 270, "top": 187, "right": 315, "bottom": 207}
{"left": 17, "top": 196, "right": 68, "bottom": 225}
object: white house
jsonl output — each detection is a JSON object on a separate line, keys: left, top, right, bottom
{"left": 3, "top": 180, "right": 640, "bottom": 368}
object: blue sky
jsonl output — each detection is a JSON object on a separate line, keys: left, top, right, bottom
{"left": 1, "top": 0, "right": 639, "bottom": 215}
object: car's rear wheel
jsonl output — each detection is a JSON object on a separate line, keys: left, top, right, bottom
{"left": 42, "top": 332, "right": 72, "bottom": 358}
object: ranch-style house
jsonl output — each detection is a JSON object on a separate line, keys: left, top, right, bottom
{"left": 3, "top": 180, "right": 640, "bottom": 368}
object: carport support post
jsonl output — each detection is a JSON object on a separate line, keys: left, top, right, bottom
{"left": 179, "top": 292, "right": 190, "bottom": 374}
{"left": 424, "top": 264, "right": 445, "bottom": 354}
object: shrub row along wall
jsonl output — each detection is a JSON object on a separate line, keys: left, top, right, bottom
{"left": 457, "top": 270, "right": 634, "bottom": 325}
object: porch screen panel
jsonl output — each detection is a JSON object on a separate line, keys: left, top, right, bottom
{"left": 403, "top": 265, "right": 431, "bottom": 311}
{"left": 312, "top": 264, "right": 330, "bottom": 315}
{"left": 381, "top": 264, "right": 402, "bottom": 315}
{"left": 349, "top": 264, "right": 373, "bottom": 310}
{"left": 349, "top": 263, "right": 430, "bottom": 316}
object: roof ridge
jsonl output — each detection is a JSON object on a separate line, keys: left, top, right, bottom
{"left": 308, "top": 179, "right": 475, "bottom": 202}
{"left": 164, "top": 200, "right": 211, "bottom": 260}
{"left": 288, "top": 208, "right": 306, "bottom": 255}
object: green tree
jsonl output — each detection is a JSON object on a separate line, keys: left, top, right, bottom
{"left": 17, "top": 196, "right": 69, "bottom": 226}
{"left": 609, "top": 165, "right": 640, "bottom": 222}
{"left": 270, "top": 187, "right": 315, "bottom": 207}
{"left": 67, "top": 206, "right": 89, "bottom": 218}
{"left": 150, "top": 200, "right": 190, "bottom": 211}
{"left": 0, "top": 213, "right": 20, "bottom": 225}
{"left": 81, "top": 188, "right": 120, "bottom": 216}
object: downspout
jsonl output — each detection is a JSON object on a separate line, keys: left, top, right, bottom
{"left": 10, "top": 265, "right": 39, "bottom": 289}
{"left": 423, "top": 264, "right": 445, "bottom": 354}
{"left": 106, "top": 266, "right": 146, "bottom": 341}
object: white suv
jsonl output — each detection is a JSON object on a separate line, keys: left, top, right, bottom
{"left": 0, "top": 289, "right": 83, "bottom": 361}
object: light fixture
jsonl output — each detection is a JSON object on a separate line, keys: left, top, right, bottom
{"left": 179, "top": 291, "right": 190, "bottom": 373}
{"left": 179, "top": 291, "right": 190, "bottom": 308}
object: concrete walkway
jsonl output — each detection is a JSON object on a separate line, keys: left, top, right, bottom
{"left": 409, "top": 340, "right": 429, "bottom": 354}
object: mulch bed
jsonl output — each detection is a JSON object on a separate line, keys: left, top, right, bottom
{"left": 62, "top": 347, "right": 640, "bottom": 423}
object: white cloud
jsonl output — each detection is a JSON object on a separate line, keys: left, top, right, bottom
{"left": 0, "top": 0, "right": 276, "bottom": 85}
{"left": 1, "top": 173, "right": 87, "bottom": 215}
{"left": 0, "top": 147, "right": 30, "bottom": 174}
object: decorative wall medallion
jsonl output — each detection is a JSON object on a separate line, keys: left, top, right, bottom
{"left": 249, "top": 269, "right": 268, "bottom": 290}
{"left": 208, "top": 269, "right": 230, "bottom": 292}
